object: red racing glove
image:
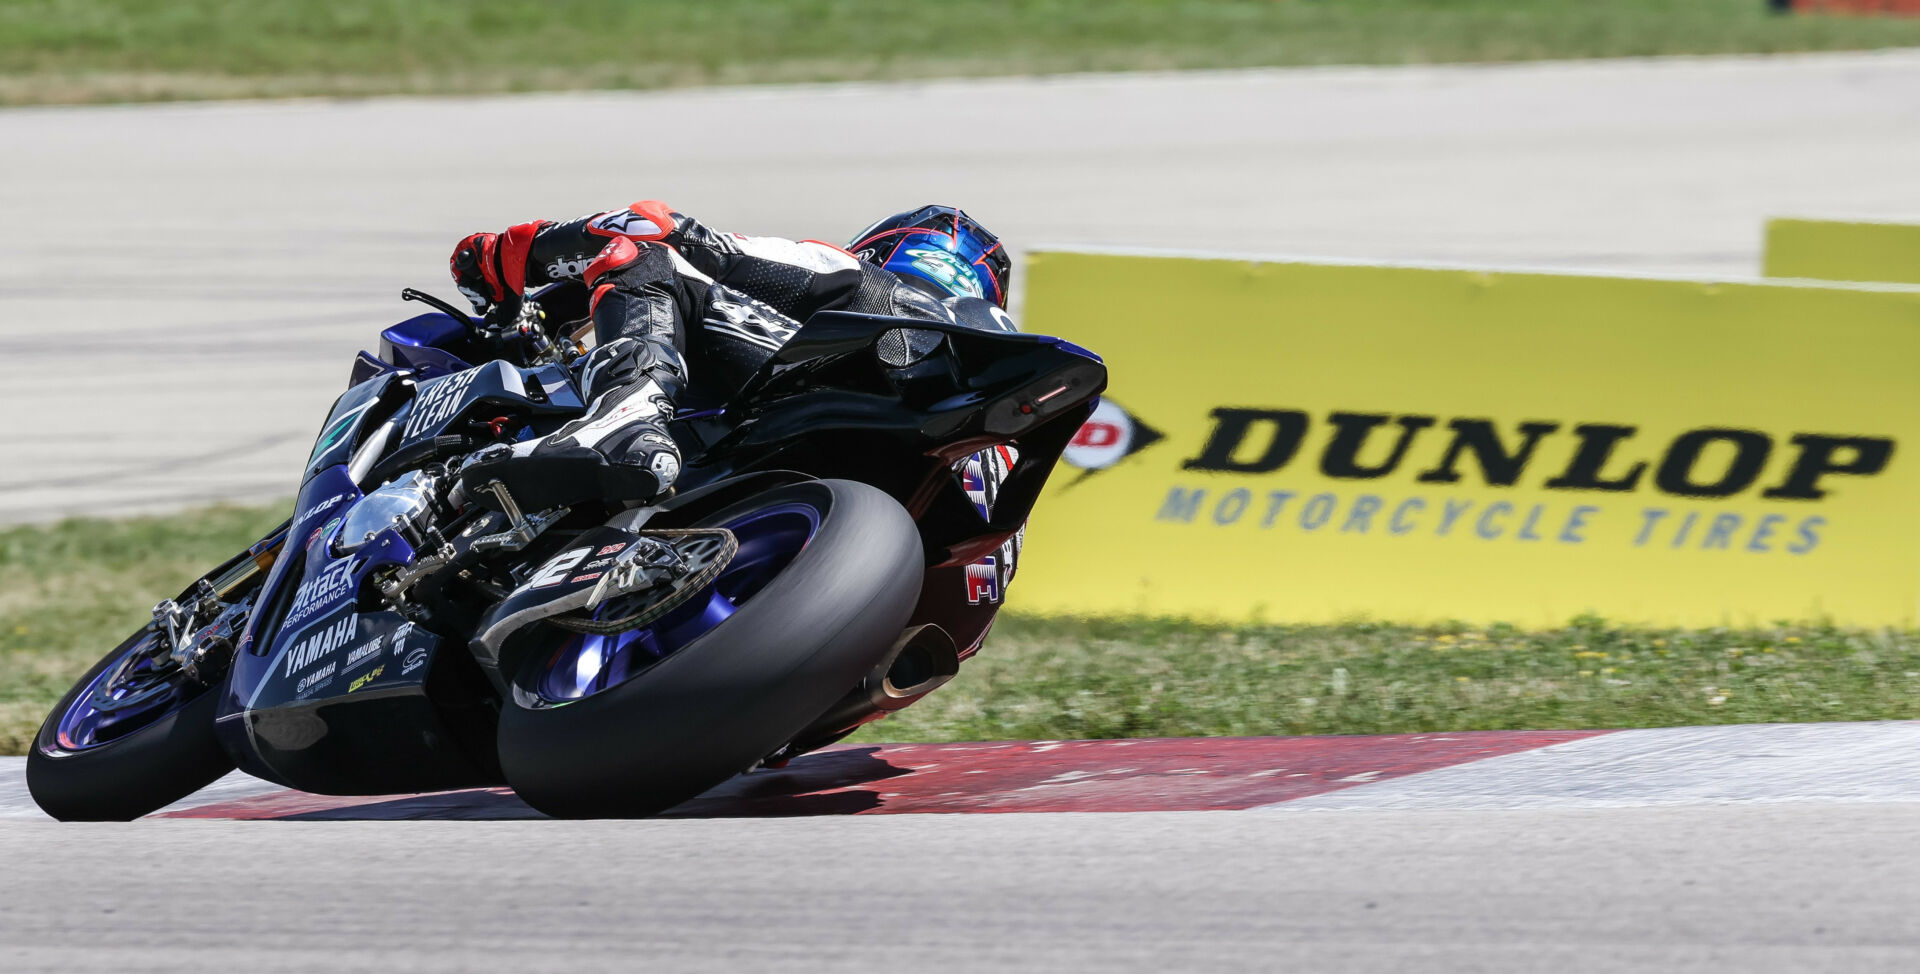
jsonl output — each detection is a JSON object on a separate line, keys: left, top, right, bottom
{"left": 449, "top": 221, "right": 547, "bottom": 317}
{"left": 450, "top": 231, "right": 506, "bottom": 313}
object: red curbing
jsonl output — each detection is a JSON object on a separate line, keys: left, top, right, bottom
{"left": 157, "top": 730, "right": 1607, "bottom": 820}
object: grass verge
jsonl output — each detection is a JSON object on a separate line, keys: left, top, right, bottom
{"left": 5, "top": 501, "right": 1919, "bottom": 755}
{"left": 0, "top": 504, "right": 289, "bottom": 754}
{"left": 4, "top": 1, "right": 1920, "bottom": 106}
{"left": 847, "top": 614, "right": 1920, "bottom": 744}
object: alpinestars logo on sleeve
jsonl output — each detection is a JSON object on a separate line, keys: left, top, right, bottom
{"left": 590, "top": 209, "right": 670, "bottom": 239}
{"left": 544, "top": 255, "right": 596, "bottom": 281}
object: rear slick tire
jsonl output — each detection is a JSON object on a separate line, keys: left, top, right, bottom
{"left": 28, "top": 630, "right": 235, "bottom": 822}
{"left": 495, "top": 479, "right": 925, "bottom": 819}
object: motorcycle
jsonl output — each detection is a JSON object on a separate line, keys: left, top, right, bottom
{"left": 27, "top": 282, "right": 1104, "bottom": 819}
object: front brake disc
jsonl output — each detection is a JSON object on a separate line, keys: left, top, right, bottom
{"left": 545, "top": 529, "right": 739, "bottom": 635}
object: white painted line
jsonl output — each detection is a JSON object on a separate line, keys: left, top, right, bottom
{"left": 1267, "top": 721, "right": 1920, "bottom": 811}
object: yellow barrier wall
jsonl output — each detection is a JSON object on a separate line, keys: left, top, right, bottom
{"left": 1015, "top": 251, "right": 1920, "bottom": 626}
{"left": 1763, "top": 218, "right": 1920, "bottom": 285}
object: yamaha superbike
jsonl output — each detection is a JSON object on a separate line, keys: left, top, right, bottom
{"left": 27, "top": 283, "right": 1103, "bottom": 819}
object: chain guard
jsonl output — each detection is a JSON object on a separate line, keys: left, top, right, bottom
{"left": 545, "top": 529, "right": 738, "bottom": 635}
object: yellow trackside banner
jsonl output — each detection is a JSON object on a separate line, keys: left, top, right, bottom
{"left": 1764, "top": 218, "right": 1920, "bottom": 285}
{"left": 1013, "top": 251, "right": 1920, "bottom": 627}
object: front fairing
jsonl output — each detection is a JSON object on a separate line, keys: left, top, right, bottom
{"left": 215, "top": 464, "right": 481, "bottom": 789}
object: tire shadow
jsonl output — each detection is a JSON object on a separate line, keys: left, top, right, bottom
{"left": 273, "top": 746, "right": 909, "bottom": 820}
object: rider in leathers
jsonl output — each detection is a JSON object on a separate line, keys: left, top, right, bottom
{"left": 447, "top": 201, "right": 1013, "bottom": 512}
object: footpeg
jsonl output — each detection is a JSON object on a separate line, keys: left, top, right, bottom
{"left": 470, "top": 480, "right": 567, "bottom": 554}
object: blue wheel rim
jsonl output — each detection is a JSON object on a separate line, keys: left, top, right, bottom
{"left": 526, "top": 502, "right": 822, "bottom": 705}
{"left": 51, "top": 631, "right": 201, "bottom": 753}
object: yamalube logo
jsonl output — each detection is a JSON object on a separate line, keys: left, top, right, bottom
{"left": 1064, "top": 399, "right": 1165, "bottom": 475}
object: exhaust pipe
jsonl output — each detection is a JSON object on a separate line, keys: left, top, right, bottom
{"left": 875, "top": 624, "right": 961, "bottom": 704}
{"left": 790, "top": 625, "right": 960, "bottom": 746}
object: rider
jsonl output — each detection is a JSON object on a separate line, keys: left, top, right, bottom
{"left": 447, "top": 202, "right": 1013, "bottom": 512}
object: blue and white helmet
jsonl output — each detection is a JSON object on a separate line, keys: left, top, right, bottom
{"left": 848, "top": 205, "right": 1011, "bottom": 308}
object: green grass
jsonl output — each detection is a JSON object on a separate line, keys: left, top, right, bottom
{"left": 4, "top": 501, "right": 1919, "bottom": 755}
{"left": 0, "top": 503, "right": 289, "bottom": 754}
{"left": 847, "top": 614, "right": 1920, "bottom": 744}
{"left": 3, "top": 0, "right": 1920, "bottom": 106}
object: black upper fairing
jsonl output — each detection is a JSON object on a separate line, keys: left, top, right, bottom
{"left": 666, "top": 311, "right": 1104, "bottom": 563}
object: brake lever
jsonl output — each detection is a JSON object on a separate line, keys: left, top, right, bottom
{"left": 401, "top": 287, "right": 483, "bottom": 325}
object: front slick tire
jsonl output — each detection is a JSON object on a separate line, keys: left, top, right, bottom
{"left": 28, "top": 630, "right": 234, "bottom": 821}
{"left": 497, "top": 479, "right": 924, "bottom": 819}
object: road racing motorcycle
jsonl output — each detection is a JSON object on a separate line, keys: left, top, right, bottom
{"left": 28, "top": 282, "right": 1104, "bottom": 819}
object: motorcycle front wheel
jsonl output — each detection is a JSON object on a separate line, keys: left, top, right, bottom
{"left": 28, "top": 624, "right": 236, "bottom": 821}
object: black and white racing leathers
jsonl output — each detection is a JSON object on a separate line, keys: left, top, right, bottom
{"left": 450, "top": 201, "right": 1014, "bottom": 511}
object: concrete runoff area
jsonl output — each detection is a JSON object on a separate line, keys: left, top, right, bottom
{"left": 1277, "top": 722, "right": 1920, "bottom": 811}
{"left": 3, "top": 51, "right": 1920, "bottom": 522}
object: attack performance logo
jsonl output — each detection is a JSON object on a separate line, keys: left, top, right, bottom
{"left": 1062, "top": 399, "right": 1164, "bottom": 483}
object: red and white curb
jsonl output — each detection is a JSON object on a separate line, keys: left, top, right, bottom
{"left": 2, "top": 721, "right": 1917, "bottom": 821}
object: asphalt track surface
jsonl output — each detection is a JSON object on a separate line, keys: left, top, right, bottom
{"left": 5, "top": 723, "right": 1920, "bottom": 971}
{"left": 2, "top": 805, "right": 1918, "bottom": 973}
{"left": 4, "top": 51, "right": 1920, "bottom": 521}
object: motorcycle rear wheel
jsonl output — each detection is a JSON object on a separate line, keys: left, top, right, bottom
{"left": 495, "top": 478, "right": 924, "bottom": 818}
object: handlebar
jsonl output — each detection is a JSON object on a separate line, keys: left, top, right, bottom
{"left": 400, "top": 287, "right": 581, "bottom": 369}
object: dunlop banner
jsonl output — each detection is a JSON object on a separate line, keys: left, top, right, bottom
{"left": 1013, "top": 251, "right": 1920, "bottom": 626}
{"left": 1764, "top": 218, "right": 1920, "bottom": 285}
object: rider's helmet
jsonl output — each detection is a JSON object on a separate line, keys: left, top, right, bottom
{"left": 848, "top": 205, "right": 1011, "bottom": 309}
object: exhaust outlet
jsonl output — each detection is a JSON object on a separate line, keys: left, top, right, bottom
{"left": 790, "top": 625, "right": 959, "bottom": 747}
{"left": 879, "top": 624, "right": 961, "bottom": 703}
